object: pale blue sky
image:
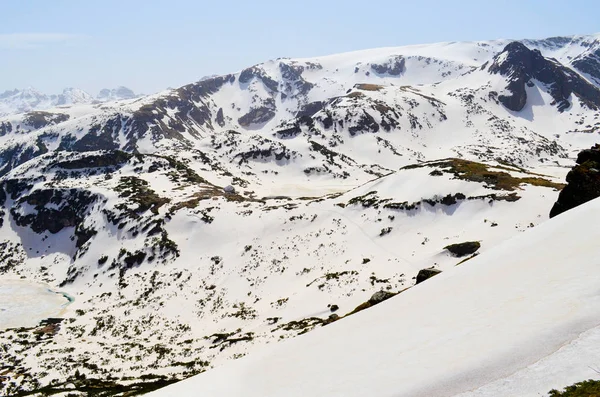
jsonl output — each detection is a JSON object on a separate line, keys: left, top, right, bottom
{"left": 1, "top": 0, "right": 598, "bottom": 95}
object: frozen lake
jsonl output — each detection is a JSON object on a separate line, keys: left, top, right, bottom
{"left": 0, "top": 279, "right": 72, "bottom": 330}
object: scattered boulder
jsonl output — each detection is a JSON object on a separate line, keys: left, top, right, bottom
{"left": 416, "top": 268, "right": 442, "bottom": 284}
{"left": 550, "top": 144, "right": 600, "bottom": 218}
{"left": 444, "top": 241, "right": 481, "bottom": 257}
{"left": 368, "top": 290, "right": 396, "bottom": 305}
{"left": 346, "top": 290, "right": 398, "bottom": 316}
{"left": 224, "top": 185, "right": 236, "bottom": 194}
{"left": 329, "top": 304, "right": 339, "bottom": 312}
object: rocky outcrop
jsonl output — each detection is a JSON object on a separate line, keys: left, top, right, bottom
{"left": 368, "top": 290, "right": 396, "bottom": 305}
{"left": 23, "top": 111, "right": 69, "bottom": 129}
{"left": 238, "top": 99, "right": 277, "bottom": 127}
{"left": 239, "top": 66, "right": 279, "bottom": 92}
{"left": 279, "top": 62, "right": 314, "bottom": 97}
{"left": 550, "top": 144, "right": 600, "bottom": 218}
{"left": 416, "top": 268, "right": 442, "bottom": 284}
{"left": 216, "top": 108, "right": 225, "bottom": 127}
{"left": 53, "top": 151, "right": 133, "bottom": 170}
{"left": 444, "top": 241, "right": 481, "bottom": 257}
{"left": 0, "top": 121, "right": 12, "bottom": 136}
{"left": 572, "top": 43, "right": 600, "bottom": 86}
{"left": 488, "top": 42, "right": 600, "bottom": 112}
{"left": 10, "top": 187, "right": 100, "bottom": 252}
{"left": 371, "top": 56, "right": 406, "bottom": 76}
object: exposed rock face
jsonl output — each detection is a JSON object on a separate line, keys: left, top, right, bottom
{"left": 277, "top": 61, "right": 316, "bottom": 98}
{"left": 0, "top": 122, "right": 12, "bottom": 136}
{"left": 53, "top": 151, "right": 132, "bottom": 170}
{"left": 550, "top": 144, "right": 600, "bottom": 218}
{"left": 216, "top": 108, "right": 225, "bottom": 127}
{"left": 23, "top": 111, "right": 69, "bottom": 129}
{"left": 295, "top": 101, "right": 325, "bottom": 118}
{"left": 238, "top": 99, "right": 277, "bottom": 127}
{"left": 572, "top": 43, "right": 600, "bottom": 86}
{"left": 444, "top": 241, "right": 481, "bottom": 257}
{"left": 488, "top": 42, "right": 600, "bottom": 112}
{"left": 371, "top": 56, "right": 406, "bottom": 76}
{"left": 239, "top": 66, "right": 279, "bottom": 92}
{"left": 416, "top": 268, "right": 442, "bottom": 284}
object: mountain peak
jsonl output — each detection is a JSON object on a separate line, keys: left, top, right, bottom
{"left": 56, "top": 87, "right": 94, "bottom": 105}
{"left": 488, "top": 41, "right": 544, "bottom": 79}
{"left": 488, "top": 42, "right": 600, "bottom": 112}
{"left": 96, "top": 86, "right": 137, "bottom": 101}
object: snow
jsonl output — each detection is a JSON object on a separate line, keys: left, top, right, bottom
{"left": 0, "top": 279, "right": 71, "bottom": 329}
{"left": 149, "top": 197, "right": 600, "bottom": 397}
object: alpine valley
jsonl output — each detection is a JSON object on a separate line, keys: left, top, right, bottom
{"left": 1, "top": 33, "right": 600, "bottom": 396}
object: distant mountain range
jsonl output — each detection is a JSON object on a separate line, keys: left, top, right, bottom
{"left": 0, "top": 86, "right": 139, "bottom": 116}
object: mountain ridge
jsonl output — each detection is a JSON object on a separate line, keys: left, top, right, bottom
{"left": 0, "top": 86, "right": 140, "bottom": 117}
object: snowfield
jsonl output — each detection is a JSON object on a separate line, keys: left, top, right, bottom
{"left": 149, "top": 197, "right": 600, "bottom": 397}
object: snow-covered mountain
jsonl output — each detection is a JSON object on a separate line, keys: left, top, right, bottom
{"left": 1, "top": 33, "right": 599, "bottom": 396}
{"left": 0, "top": 86, "right": 139, "bottom": 116}
{"left": 96, "top": 86, "right": 138, "bottom": 102}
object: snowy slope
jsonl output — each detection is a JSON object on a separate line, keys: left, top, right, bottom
{"left": 149, "top": 196, "right": 600, "bottom": 397}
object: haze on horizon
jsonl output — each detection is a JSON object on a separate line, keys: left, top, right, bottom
{"left": 1, "top": 0, "right": 598, "bottom": 96}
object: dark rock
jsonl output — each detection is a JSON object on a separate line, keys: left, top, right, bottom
{"left": 371, "top": 56, "right": 406, "bottom": 76}
{"left": 550, "top": 144, "right": 600, "bottom": 218}
{"left": 279, "top": 62, "right": 304, "bottom": 80}
{"left": 444, "top": 241, "right": 481, "bottom": 257}
{"left": 416, "top": 268, "right": 442, "bottom": 284}
{"left": 53, "top": 151, "right": 132, "bottom": 169}
{"left": 276, "top": 124, "right": 302, "bottom": 139}
{"left": 22, "top": 111, "right": 69, "bottom": 129}
{"left": 216, "top": 108, "right": 225, "bottom": 127}
{"left": 440, "top": 193, "right": 466, "bottom": 205}
{"left": 348, "top": 110, "right": 379, "bottom": 136}
{"left": 323, "top": 313, "right": 340, "bottom": 325}
{"left": 239, "top": 66, "right": 279, "bottom": 92}
{"left": 296, "top": 101, "right": 325, "bottom": 118}
{"left": 0, "top": 121, "right": 12, "bottom": 136}
{"left": 71, "top": 119, "right": 122, "bottom": 152}
{"left": 572, "top": 45, "right": 600, "bottom": 86}
{"left": 238, "top": 98, "right": 277, "bottom": 127}
{"left": 10, "top": 187, "right": 100, "bottom": 255}
{"left": 329, "top": 304, "right": 339, "bottom": 312}
{"left": 238, "top": 107, "right": 276, "bottom": 127}
{"left": 368, "top": 290, "right": 396, "bottom": 305}
{"left": 0, "top": 141, "right": 47, "bottom": 177}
